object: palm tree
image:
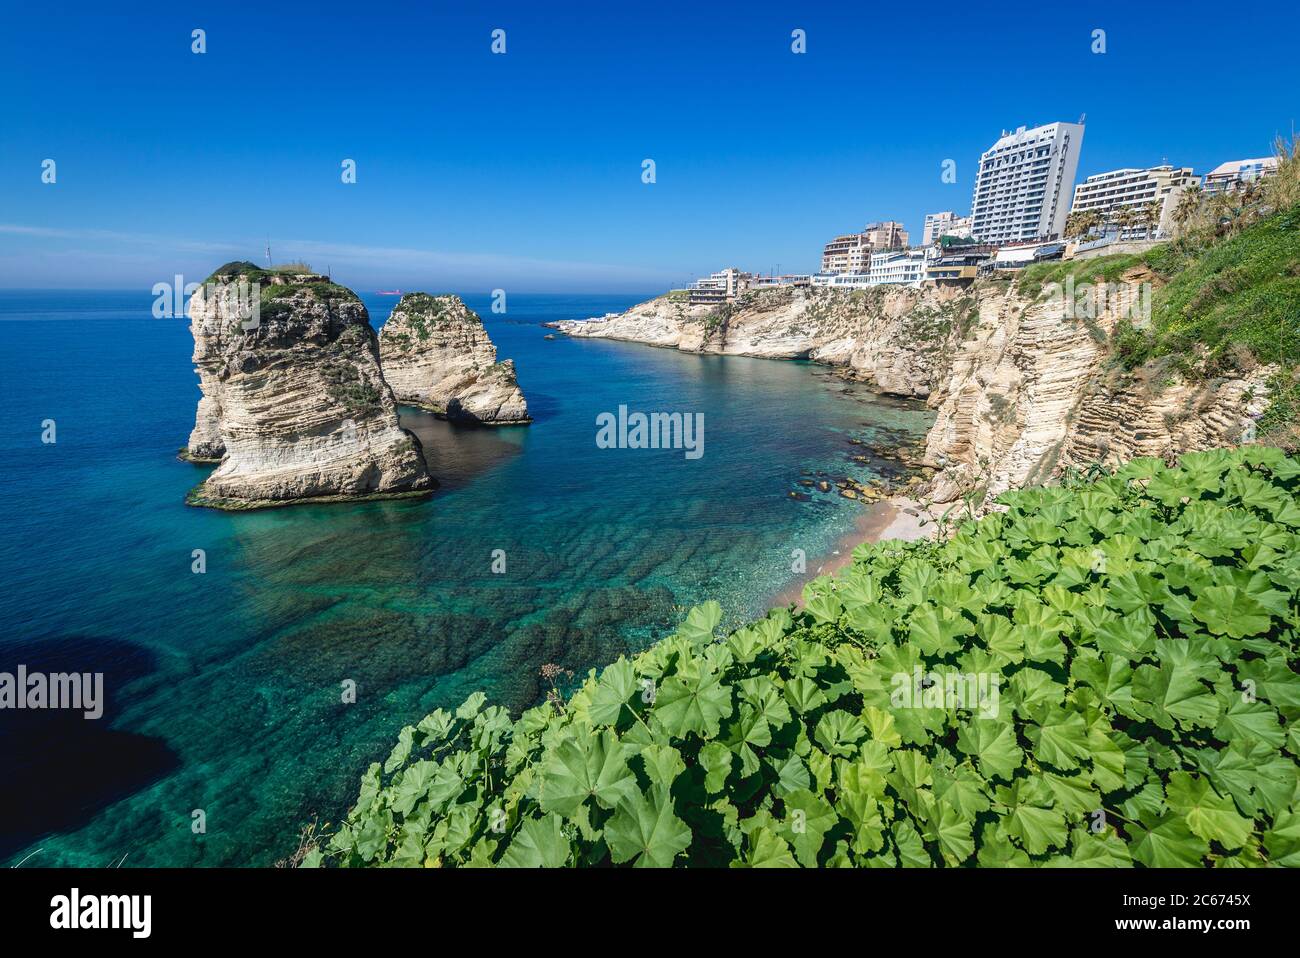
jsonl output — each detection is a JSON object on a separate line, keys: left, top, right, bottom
{"left": 1112, "top": 204, "right": 1138, "bottom": 239}
{"left": 1172, "top": 185, "right": 1203, "bottom": 230}
{"left": 1143, "top": 199, "right": 1164, "bottom": 239}
{"left": 1070, "top": 209, "right": 1102, "bottom": 241}
{"left": 1208, "top": 191, "right": 1236, "bottom": 236}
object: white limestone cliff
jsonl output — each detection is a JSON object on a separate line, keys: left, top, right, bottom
{"left": 184, "top": 264, "right": 433, "bottom": 509}
{"left": 378, "top": 293, "right": 530, "bottom": 425}
{"left": 550, "top": 276, "right": 1268, "bottom": 507}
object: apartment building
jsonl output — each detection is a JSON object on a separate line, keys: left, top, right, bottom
{"left": 862, "top": 221, "right": 909, "bottom": 250}
{"left": 970, "top": 120, "right": 1085, "bottom": 245}
{"left": 1070, "top": 164, "right": 1199, "bottom": 239}
{"left": 749, "top": 274, "right": 812, "bottom": 288}
{"left": 820, "top": 221, "right": 909, "bottom": 273}
{"left": 921, "top": 211, "right": 973, "bottom": 245}
{"left": 1202, "top": 157, "right": 1279, "bottom": 196}
{"left": 820, "top": 233, "right": 875, "bottom": 274}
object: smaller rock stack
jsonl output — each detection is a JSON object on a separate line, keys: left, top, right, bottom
{"left": 378, "top": 293, "right": 530, "bottom": 425}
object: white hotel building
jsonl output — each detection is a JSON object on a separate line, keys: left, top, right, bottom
{"left": 809, "top": 249, "right": 929, "bottom": 288}
{"left": 1070, "top": 165, "right": 1199, "bottom": 239}
{"left": 969, "top": 120, "right": 1085, "bottom": 245}
{"left": 867, "top": 249, "right": 927, "bottom": 287}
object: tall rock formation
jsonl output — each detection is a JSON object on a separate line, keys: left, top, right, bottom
{"left": 378, "top": 293, "right": 530, "bottom": 424}
{"left": 184, "top": 263, "right": 433, "bottom": 509}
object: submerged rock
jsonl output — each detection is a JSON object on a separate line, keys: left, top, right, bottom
{"left": 378, "top": 293, "right": 530, "bottom": 425}
{"left": 184, "top": 263, "right": 433, "bottom": 509}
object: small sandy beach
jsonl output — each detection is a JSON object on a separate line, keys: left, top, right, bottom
{"left": 770, "top": 495, "right": 939, "bottom": 608}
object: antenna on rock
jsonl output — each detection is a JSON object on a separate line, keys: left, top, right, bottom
{"left": 265, "top": 241, "right": 272, "bottom": 267}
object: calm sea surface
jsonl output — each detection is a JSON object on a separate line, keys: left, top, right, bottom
{"left": 0, "top": 289, "right": 931, "bottom": 865}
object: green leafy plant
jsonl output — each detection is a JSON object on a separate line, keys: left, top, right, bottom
{"left": 316, "top": 448, "right": 1300, "bottom": 868}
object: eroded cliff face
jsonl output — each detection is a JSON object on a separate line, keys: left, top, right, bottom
{"left": 922, "top": 268, "right": 1271, "bottom": 505}
{"left": 184, "top": 393, "right": 225, "bottom": 462}
{"left": 552, "top": 276, "right": 1268, "bottom": 507}
{"left": 378, "top": 294, "right": 530, "bottom": 424}
{"left": 549, "top": 285, "right": 975, "bottom": 399}
{"left": 185, "top": 268, "right": 433, "bottom": 509}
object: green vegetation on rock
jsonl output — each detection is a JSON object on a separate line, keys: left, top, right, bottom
{"left": 315, "top": 447, "right": 1300, "bottom": 868}
{"left": 201, "top": 261, "right": 362, "bottom": 325}
{"left": 1016, "top": 201, "right": 1300, "bottom": 448}
{"left": 322, "top": 343, "right": 383, "bottom": 414}
{"left": 1020, "top": 206, "right": 1300, "bottom": 366}
{"left": 1126, "top": 207, "right": 1300, "bottom": 374}
{"left": 393, "top": 293, "right": 473, "bottom": 341}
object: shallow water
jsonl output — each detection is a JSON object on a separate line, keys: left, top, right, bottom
{"left": 0, "top": 289, "right": 931, "bottom": 866}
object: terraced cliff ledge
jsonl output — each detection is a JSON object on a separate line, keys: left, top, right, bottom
{"left": 184, "top": 262, "right": 433, "bottom": 509}
{"left": 379, "top": 293, "right": 530, "bottom": 425}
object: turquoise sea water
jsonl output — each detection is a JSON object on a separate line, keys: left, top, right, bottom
{"left": 0, "top": 289, "right": 931, "bottom": 866}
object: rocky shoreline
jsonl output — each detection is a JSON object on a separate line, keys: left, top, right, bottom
{"left": 549, "top": 274, "right": 1266, "bottom": 512}
{"left": 545, "top": 283, "right": 970, "bottom": 400}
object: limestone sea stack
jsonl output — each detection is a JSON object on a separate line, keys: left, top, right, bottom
{"left": 184, "top": 262, "right": 433, "bottom": 509}
{"left": 378, "top": 293, "right": 530, "bottom": 425}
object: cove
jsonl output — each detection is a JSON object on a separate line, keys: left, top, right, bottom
{"left": 0, "top": 290, "right": 932, "bottom": 866}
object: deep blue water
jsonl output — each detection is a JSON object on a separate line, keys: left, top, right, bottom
{"left": 0, "top": 289, "right": 931, "bottom": 866}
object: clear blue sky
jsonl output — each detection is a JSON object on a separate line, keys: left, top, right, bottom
{"left": 1, "top": 0, "right": 1295, "bottom": 292}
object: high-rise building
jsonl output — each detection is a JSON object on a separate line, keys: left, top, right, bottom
{"left": 820, "top": 221, "right": 908, "bottom": 273}
{"left": 922, "top": 211, "right": 973, "bottom": 245}
{"left": 1069, "top": 165, "right": 1200, "bottom": 239}
{"left": 970, "top": 120, "right": 1085, "bottom": 245}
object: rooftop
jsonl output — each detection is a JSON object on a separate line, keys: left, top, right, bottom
{"left": 1206, "top": 157, "right": 1279, "bottom": 177}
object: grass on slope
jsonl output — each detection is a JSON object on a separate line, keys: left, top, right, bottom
{"left": 1020, "top": 206, "right": 1300, "bottom": 377}
{"left": 1136, "top": 207, "right": 1300, "bottom": 373}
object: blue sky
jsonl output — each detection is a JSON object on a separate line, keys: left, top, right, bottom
{"left": 1, "top": 0, "right": 1295, "bottom": 292}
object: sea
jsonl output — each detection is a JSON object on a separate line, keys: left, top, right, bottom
{"left": 0, "top": 289, "right": 931, "bottom": 866}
